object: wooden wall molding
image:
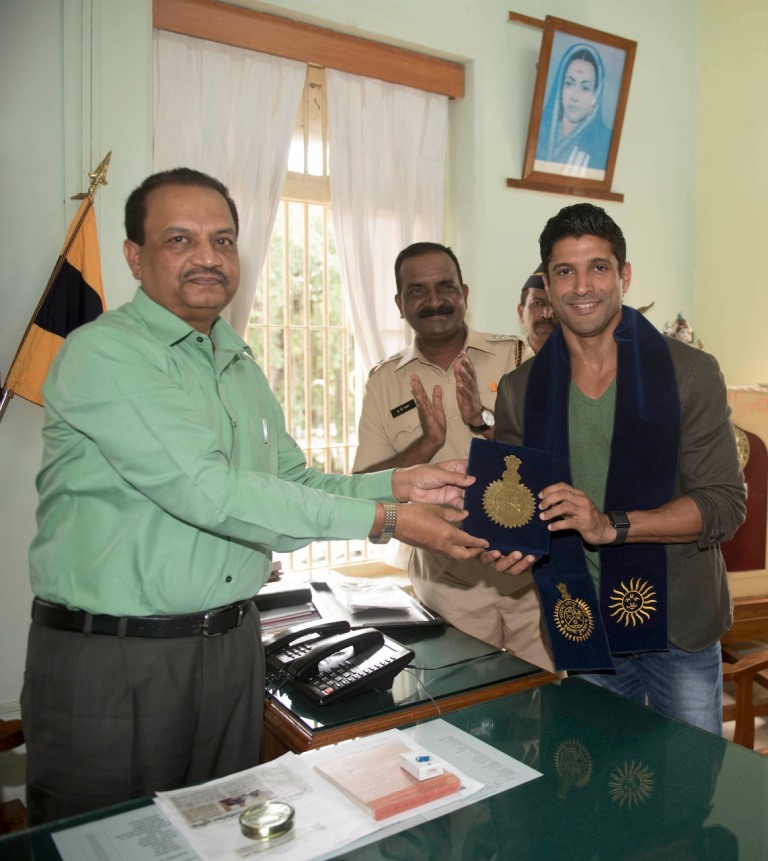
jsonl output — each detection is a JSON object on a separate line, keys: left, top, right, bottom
{"left": 153, "top": 0, "right": 464, "bottom": 98}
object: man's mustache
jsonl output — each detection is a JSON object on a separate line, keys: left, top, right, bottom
{"left": 418, "top": 305, "right": 454, "bottom": 318}
{"left": 182, "top": 266, "right": 228, "bottom": 283}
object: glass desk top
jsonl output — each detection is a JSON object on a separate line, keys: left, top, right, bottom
{"left": 4, "top": 677, "right": 768, "bottom": 860}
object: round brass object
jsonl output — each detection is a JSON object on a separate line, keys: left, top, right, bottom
{"left": 239, "top": 801, "right": 295, "bottom": 842}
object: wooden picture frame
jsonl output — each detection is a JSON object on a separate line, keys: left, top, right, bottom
{"left": 509, "top": 17, "right": 636, "bottom": 202}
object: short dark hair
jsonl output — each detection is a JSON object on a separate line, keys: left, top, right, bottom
{"left": 124, "top": 168, "right": 239, "bottom": 245}
{"left": 539, "top": 203, "right": 626, "bottom": 272}
{"left": 394, "top": 242, "right": 464, "bottom": 293}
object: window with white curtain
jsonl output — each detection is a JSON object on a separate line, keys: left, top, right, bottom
{"left": 249, "top": 67, "right": 379, "bottom": 573}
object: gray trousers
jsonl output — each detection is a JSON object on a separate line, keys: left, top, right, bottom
{"left": 21, "top": 606, "right": 265, "bottom": 825}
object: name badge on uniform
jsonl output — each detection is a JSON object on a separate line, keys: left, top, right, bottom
{"left": 390, "top": 399, "right": 417, "bottom": 418}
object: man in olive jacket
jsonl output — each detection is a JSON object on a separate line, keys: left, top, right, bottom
{"left": 485, "top": 203, "right": 745, "bottom": 733}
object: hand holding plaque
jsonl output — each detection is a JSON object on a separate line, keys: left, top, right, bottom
{"left": 463, "top": 439, "right": 553, "bottom": 557}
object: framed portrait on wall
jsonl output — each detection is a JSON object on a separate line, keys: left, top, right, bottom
{"left": 516, "top": 17, "right": 636, "bottom": 200}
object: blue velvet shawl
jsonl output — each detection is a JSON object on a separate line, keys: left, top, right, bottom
{"left": 523, "top": 307, "right": 680, "bottom": 671}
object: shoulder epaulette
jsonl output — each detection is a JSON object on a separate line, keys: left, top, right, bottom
{"left": 371, "top": 351, "right": 404, "bottom": 371}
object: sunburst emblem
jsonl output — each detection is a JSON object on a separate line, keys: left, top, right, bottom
{"left": 608, "top": 761, "right": 654, "bottom": 808}
{"left": 608, "top": 578, "right": 657, "bottom": 627}
{"left": 482, "top": 454, "right": 535, "bottom": 528}
{"left": 553, "top": 583, "right": 594, "bottom": 642}
{"left": 554, "top": 739, "right": 592, "bottom": 800}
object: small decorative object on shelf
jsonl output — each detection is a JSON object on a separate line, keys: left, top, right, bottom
{"left": 664, "top": 312, "right": 704, "bottom": 350}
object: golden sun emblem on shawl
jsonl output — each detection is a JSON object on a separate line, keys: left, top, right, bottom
{"left": 554, "top": 739, "right": 593, "bottom": 800}
{"left": 553, "top": 583, "right": 594, "bottom": 642}
{"left": 607, "top": 761, "right": 655, "bottom": 808}
{"left": 608, "top": 578, "right": 657, "bottom": 627}
{"left": 482, "top": 454, "right": 535, "bottom": 528}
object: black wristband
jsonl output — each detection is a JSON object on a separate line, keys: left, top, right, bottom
{"left": 606, "top": 510, "right": 630, "bottom": 546}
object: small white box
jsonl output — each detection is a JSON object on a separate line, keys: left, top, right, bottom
{"left": 399, "top": 751, "right": 445, "bottom": 781}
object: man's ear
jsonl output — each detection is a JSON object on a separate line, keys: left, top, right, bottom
{"left": 394, "top": 291, "right": 404, "bottom": 319}
{"left": 517, "top": 304, "right": 525, "bottom": 323}
{"left": 123, "top": 239, "right": 141, "bottom": 280}
{"left": 621, "top": 261, "right": 632, "bottom": 294}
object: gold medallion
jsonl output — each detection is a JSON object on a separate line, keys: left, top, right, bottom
{"left": 735, "top": 425, "right": 750, "bottom": 471}
{"left": 553, "top": 583, "right": 594, "bottom": 642}
{"left": 608, "top": 578, "right": 657, "bottom": 627}
{"left": 607, "top": 761, "right": 654, "bottom": 808}
{"left": 554, "top": 738, "right": 593, "bottom": 800}
{"left": 482, "top": 454, "right": 535, "bottom": 528}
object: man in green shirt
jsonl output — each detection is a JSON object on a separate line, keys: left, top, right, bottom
{"left": 22, "top": 168, "right": 487, "bottom": 824}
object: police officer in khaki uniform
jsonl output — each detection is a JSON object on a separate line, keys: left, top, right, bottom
{"left": 353, "top": 243, "right": 555, "bottom": 670}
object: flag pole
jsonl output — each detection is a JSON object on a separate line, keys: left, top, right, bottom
{"left": 0, "top": 151, "right": 112, "bottom": 424}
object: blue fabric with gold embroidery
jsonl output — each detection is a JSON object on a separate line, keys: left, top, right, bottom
{"left": 525, "top": 307, "right": 679, "bottom": 669}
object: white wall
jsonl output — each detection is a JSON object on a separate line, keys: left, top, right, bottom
{"left": 0, "top": 0, "right": 152, "bottom": 710}
{"left": 0, "top": 0, "right": 701, "bottom": 711}
{"left": 696, "top": 0, "right": 768, "bottom": 384}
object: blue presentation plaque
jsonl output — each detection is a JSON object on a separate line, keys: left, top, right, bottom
{"left": 463, "top": 438, "right": 554, "bottom": 557}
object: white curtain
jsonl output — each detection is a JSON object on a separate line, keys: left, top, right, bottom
{"left": 326, "top": 70, "right": 448, "bottom": 371}
{"left": 153, "top": 31, "right": 305, "bottom": 336}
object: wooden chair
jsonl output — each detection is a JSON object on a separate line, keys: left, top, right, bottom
{"left": 0, "top": 718, "right": 27, "bottom": 834}
{"left": 721, "top": 646, "right": 768, "bottom": 750}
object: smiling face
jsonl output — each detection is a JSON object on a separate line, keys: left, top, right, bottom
{"left": 544, "top": 235, "right": 630, "bottom": 342}
{"left": 123, "top": 183, "right": 239, "bottom": 333}
{"left": 561, "top": 57, "right": 597, "bottom": 125}
{"left": 395, "top": 250, "right": 469, "bottom": 346}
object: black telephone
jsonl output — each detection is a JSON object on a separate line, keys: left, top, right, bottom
{"left": 264, "top": 621, "right": 414, "bottom": 706}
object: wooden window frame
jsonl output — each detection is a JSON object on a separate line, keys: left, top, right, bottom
{"left": 153, "top": 0, "right": 464, "bottom": 98}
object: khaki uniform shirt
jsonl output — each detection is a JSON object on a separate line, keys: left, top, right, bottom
{"left": 354, "top": 330, "right": 554, "bottom": 670}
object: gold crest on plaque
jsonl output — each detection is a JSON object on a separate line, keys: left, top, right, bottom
{"left": 553, "top": 583, "right": 594, "bottom": 642}
{"left": 482, "top": 454, "right": 535, "bottom": 528}
{"left": 608, "top": 578, "right": 657, "bottom": 627}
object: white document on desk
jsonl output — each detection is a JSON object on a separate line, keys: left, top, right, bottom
{"left": 52, "top": 721, "right": 539, "bottom": 861}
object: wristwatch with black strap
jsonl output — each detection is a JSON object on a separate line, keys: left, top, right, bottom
{"left": 606, "top": 510, "right": 630, "bottom": 546}
{"left": 468, "top": 407, "right": 495, "bottom": 435}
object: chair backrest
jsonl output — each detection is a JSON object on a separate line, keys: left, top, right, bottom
{"left": 721, "top": 647, "right": 768, "bottom": 749}
{"left": 0, "top": 718, "right": 23, "bottom": 753}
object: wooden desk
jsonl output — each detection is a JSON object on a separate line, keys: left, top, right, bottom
{"left": 263, "top": 625, "right": 557, "bottom": 759}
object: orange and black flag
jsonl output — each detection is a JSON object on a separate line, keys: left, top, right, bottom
{"left": 3, "top": 197, "right": 106, "bottom": 407}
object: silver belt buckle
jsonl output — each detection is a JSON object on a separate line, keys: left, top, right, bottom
{"left": 202, "top": 601, "right": 246, "bottom": 637}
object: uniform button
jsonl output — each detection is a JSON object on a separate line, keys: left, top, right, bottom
{"left": 453, "top": 414, "right": 460, "bottom": 420}
{"left": 226, "top": 576, "right": 232, "bottom": 583}
{"left": 197, "top": 336, "right": 204, "bottom": 343}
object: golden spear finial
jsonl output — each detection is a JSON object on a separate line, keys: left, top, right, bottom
{"left": 71, "top": 150, "right": 112, "bottom": 201}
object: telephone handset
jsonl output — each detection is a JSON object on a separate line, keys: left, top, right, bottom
{"left": 263, "top": 619, "right": 351, "bottom": 661}
{"left": 289, "top": 627, "right": 384, "bottom": 680}
{"left": 264, "top": 622, "right": 414, "bottom": 706}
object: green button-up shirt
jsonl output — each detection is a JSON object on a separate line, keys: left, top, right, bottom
{"left": 30, "top": 288, "right": 393, "bottom": 616}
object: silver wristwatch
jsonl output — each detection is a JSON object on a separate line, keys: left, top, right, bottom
{"left": 469, "top": 407, "right": 495, "bottom": 435}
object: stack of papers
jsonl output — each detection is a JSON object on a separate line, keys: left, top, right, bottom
{"left": 52, "top": 720, "right": 541, "bottom": 861}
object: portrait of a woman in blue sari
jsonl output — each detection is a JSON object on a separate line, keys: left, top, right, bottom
{"left": 535, "top": 42, "right": 613, "bottom": 176}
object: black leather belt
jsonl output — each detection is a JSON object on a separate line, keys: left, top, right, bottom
{"left": 31, "top": 597, "right": 253, "bottom": 638}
